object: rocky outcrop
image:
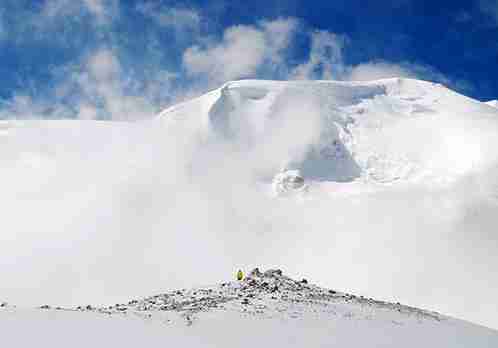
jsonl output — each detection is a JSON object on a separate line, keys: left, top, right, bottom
{"left": 59, "top": 268, "right": 442, "bottom": 326}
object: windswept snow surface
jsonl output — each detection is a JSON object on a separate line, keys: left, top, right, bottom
{"left": 2, "top": 269, "right": 498, "bottom": 347}
{"left": 2, "top": 79, "right": 498, "bottom": 332}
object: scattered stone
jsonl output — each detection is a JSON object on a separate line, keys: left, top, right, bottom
{"left": 249, "top": 268, "right": 263, "bottom": 277}
{"left": 264, "top": 269, "right": 283, "bottom": 277}
{"left": 26, "top": 267, "right": 441, "bottom": 326}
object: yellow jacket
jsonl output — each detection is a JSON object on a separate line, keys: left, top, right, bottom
{"left": 237, "top": 270, "right": 244, "bottom": 281}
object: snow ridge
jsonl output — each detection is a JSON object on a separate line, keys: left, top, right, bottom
{"left": 3, "top": 269, "right": 497, "bottom": 347}
{"left": 32, "top": 268, "right": 442, "bottom": 327}
{"left": 158, "top": 79, "right": 498, "bottom": 189}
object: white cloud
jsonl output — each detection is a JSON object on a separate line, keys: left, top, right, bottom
{"left": 0, "top": 48, "right": 172, "bottom": 121}
{"left": 347, "top": 61, "right": 419, "bottom": 81}
{"left": 72, "top": 49, "right": 156, "bottom": 120}
{"left": 137, "top": 4, "right": 201, "bottom": 33}
{"left": 40, "top": 0, "right": 118, "bottom": 24}
{"left": 288, "top": 40, "right": 473, "bottom": 92}
{"left": 290, "top": 31, "right": 345, "bottom": 80}
{"left": 73, "top": 48, "right": 179, "bottom": 120}
{"left": 180, "top": 19, "right": 471, "bottom": 92}
{"left": 183, "top": 25, "right": 267, "bottom": 83}
{"left": 87, "top": 49, "right": 121, "bottom": 82}
{"left": 345, "top": 61, "right": 474, "bottom": 93}
{"left": 260, "top": 18, "right": 299, "bottom": 64}
{"left": 183, "top": 19, "right": 298, "bottom": 84}
{"left": 0, "top": 94, "right": 72, "bottom": 120}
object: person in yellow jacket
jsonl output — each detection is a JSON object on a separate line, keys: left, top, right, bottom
{"left": 236, "top": 269, "right": 244, "bottom": 281}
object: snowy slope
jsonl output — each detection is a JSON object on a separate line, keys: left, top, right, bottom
{"left": 2, "top": 79, "right": 498, "bottom": 333}
{"left": 486, "top": 99, "right": 498, "bottom": 108}
{"left": 2, "top": 269, "right": 497, "bottom": 347}
{"left": 159, "top": 79, "right": 498, "bottom": 187}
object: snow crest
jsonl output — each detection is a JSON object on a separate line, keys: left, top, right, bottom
{"left": 3, "top": 269, "right": 497, "bottom": 348}
{"left": 158, "top": 79, "right": 498, "bottom": 188}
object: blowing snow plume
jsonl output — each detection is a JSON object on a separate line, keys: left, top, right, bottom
{"left": 1, "top": 78, "right": 498, "bottom": 331}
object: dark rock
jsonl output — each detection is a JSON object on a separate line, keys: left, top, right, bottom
{"left": 264, "top": 269, "right": 283, "bottom": 277}
{"left": 249, "top": 268, "right": 263, "bottom": 277}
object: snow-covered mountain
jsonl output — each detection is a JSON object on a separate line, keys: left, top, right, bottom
{"left": 2, "top": 78, "right": 498, "bottom": 338}
{"left": 2, "top": 268, "right": 497, "bottom": 347}
{"left": 158, "top": 78, "right": 498, "bottom": 188}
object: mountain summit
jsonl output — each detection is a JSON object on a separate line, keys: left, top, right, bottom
{"left": 158, "top": 79, "right": 498, "bottom": 192}
{"left": 2, "top": 268, "right": 497, "bottom": 347}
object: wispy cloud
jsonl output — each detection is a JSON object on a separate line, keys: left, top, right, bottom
{"left": 182, "top": 18, "right": 298, "bottom": 85}
{"left": 345, "top": 61, "right": 474, "bottom": 93}
{"left": 40, "top": 0, "right": 119, "bottom": 24}
{"left": 290, "top": 31, "right": 346, "bottom": 80}
{"left": 59, "top": 48, "right": 177, "bottom": 120}
{"left": 183, "top": 25, "right": 266, "bottom": 83}
{"left": 137, "top": 3, "right": 201, "bottom": 34}
{"left": 0, "top": 47, "right": 178, "bottom": 121}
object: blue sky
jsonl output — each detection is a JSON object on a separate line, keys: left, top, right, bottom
{"left": 0, "top": 0, "right": 497, "bottom": 120}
